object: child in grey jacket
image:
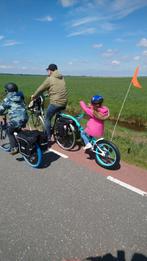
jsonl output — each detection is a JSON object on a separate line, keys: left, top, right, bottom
{"left": 0, "top": 82, "right": 29, "bottom": 155}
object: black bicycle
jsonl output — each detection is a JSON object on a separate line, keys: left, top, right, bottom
{"left": 28, "top": 96, "right": 45, "bottom": 131}
{"left": 28, "top": 96, "right": 77, "bottom": 150}
{"left": 0, "top": 113, "right": 48, "bottom": 168}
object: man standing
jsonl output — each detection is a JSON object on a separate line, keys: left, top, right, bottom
{"left": 31, "top": 64, "right": 68, "bottom": 143}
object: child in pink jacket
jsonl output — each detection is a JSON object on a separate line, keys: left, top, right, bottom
{"left": 80, "top": 95, "right": 109, "bottom": 150}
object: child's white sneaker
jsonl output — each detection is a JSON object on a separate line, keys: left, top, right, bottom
{"left": 83, "top": 142, "right": 92, "bottom": 150}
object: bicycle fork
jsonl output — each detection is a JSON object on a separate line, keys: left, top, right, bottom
{"left": 92, "top": 145, "right": 106, "bottom": 157}
{"left": 91, "top": 138, "right": 107, "bottom": 157}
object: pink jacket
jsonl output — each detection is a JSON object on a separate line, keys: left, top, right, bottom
{"left": 80, "top": 100, "right": 109, "bottom": 137}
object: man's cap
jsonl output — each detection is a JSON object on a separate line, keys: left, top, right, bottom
{"left": 46, "top": 64, "right": 58, "bottom": 71}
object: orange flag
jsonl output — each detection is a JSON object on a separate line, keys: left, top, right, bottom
{"left": 131, "top": 66, "right": 142, "bottom": 88}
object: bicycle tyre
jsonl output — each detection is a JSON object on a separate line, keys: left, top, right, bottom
{"left": 95, "top": 139, "right": 120, "bottom": 170}
{"left": 0, "top": 125, "right": 10, "bottom": 152}
{"left": 23, "top": 144, "right": 42, "bottom": 168}
{"left": 53, "top": 118, "right": 76, "bottom": 150}
{"left": 30, "top": 113, "right": 45, "bottom": 131}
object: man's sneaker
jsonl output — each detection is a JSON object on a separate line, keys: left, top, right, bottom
{"left": 83, "top": 142, "right": 92, "bottom": 150}
{"left": 10, "top": 147, "right": 19, "bottom": 155}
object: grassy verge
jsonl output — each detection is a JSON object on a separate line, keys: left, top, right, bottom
{"left": 104, "top": 121, "right": 147, "bottom": 169}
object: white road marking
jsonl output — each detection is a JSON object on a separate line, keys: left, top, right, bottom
{"left": 48, "top": 148, "right": 69, "bottom": 159}
{"left": 45, "top": 148, "right": 147, "bottom": 195}
{"left": 107, "top": 176, "right": 147, "bottom": 196}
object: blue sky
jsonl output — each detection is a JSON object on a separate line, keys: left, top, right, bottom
{"left": 0, "top": 0, "right": 147, "bottom": 76}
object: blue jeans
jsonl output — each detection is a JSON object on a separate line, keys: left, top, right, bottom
{"left": 7, "top": 120, "right": 27, "bottom": 149}
{"left": 80, "top": 130, "right": 90, "bottom": 145}
{"left": 45, "top": 104, "right": 65, "bottom": 139}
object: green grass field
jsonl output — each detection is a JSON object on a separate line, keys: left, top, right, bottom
{"left": 0, "top": 74, "right": 146, "bottom": 126}
{"left": 0, "top": 74, "right": 147, "bottom": 169}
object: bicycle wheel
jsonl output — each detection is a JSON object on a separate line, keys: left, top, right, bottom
{"left": 53, "top": 118, "right": 76, "bottom": 150}
{"left": 23, "top": 144, "right": 42, "bottom": 168}
{"left": 30, "top": 113, "right": 45, "bottom": 131}
{"left": 95, "top": 139, "right": 120, "bottom": 170}
{"left": 0, "top": 125, "right": 10, "bottom": 151}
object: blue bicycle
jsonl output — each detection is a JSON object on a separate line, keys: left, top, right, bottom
{"left": 53, "top": 112, "right": 121, "bottom": 170}
{"left": 28, "top": 96, "right": 120, "bottom": 169}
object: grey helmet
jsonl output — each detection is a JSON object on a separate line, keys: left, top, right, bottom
{"left": 4, "top": 82, "right": 18, "bottom": 92}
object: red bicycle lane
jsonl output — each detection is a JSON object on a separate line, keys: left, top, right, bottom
{"left": 50, "top": 143, "right": 147, "bottom": 195}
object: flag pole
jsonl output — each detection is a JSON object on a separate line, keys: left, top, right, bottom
{"left": 111, "top": 81, "right": 132, "bottom": 141}
{"left": 111, "top": 65, "right": 141, "bottom": 141}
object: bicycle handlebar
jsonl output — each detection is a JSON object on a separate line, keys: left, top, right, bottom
{"left": 74, "top": 113, "right": 85, "bottom": 121}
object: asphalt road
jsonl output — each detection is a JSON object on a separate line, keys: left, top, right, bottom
{"left": 0, "top": 148, "right": 147, "bottom": 261}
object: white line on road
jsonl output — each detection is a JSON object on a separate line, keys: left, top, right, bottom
{"left": 107, "top": 176, "right": 147, "bottom": 196}
{"left": 48, "top": 148, "right": 69, "bottom": 159}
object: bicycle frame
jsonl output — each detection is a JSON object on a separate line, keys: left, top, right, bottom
{"left": 56, "top": 112, "right": 83, "bottom": 131}
{"left": 57, "top": 112, "right": 105, "bottom": 153}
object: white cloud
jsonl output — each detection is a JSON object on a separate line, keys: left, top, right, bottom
{"left": 134, "top": 56, "right": 140, "bottom": 60}
{"left": 0, "top": 64, "right": 13, "bottom": 69}
{"left": 71, "top": 16, "right": 99, "bottom": 27}
{"left": 110, "top": 0, "right": 147, "bottom": 20}
{"left": 115, "top": 38, "right": 125, "bottom": 42}
{"left": 100, "top": 22, "right": 117, "bottom": 31}
{"left": 92, "top": 43, "right": 103, "bottom": 48}
{"left": 112, "top": 60, "right": 120, "bottom": 65}
{"left": 121, "top": 55, "right": 129, "bottom": 61}
{"left": 12, "top": 60, "right": 20, "bottom": 64}
{"left": 67, "top": 27, "right": 96, "bottom": 37}
{"left": 103, "top": 49, "right": 116, "bottom": 57}
{"left": 59, "top": 0, "right": 76, "bottom": 7}
{"left": 143, "top": 50, "right": 147, "bottom": 56}
{"left": 138, "top": 38, "right": 147, "bottom": 48}
{"left": 3, "top": 40, "right": 21, "bottom": 46}
{"left": 0, "top": 35, "right": 4, "bottom": 40}
{"left": 65, "top": 1, "right": 147, "bottom": 37}
{"left": 36, "top": 16, "right": 53, "bottom": 22}
{"left": 21, "top": 66, "right": 27, "bottom": 70}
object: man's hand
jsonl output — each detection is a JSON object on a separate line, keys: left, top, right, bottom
{"left": 31, "top": 95, "right": 35, "bottom": 100}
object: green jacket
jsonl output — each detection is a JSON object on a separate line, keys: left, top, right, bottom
{"left": 33, "top": 70, "right": 68, "bottom": 106}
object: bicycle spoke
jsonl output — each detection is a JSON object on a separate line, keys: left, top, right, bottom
{"left": 0, "top": 126, "right": 10, "bottom": 151}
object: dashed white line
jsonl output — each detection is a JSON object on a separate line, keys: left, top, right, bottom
{"left": 46, "top": 148, "right": 147, "bottom": 196}
{"left": 107, "top": 176, "right": 147, "bottom": 196}
{"left": 48, "top": 148, "right": 69, "bottom": 159}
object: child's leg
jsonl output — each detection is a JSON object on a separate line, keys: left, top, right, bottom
{"left": 6, "top": 124, "right": 18, "bottom": 149}
{"left": 80, "top": 130, "right": 92, "bottom": 150}
{"left": 80, "top": 130, "right": 89, "bottom": 145}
